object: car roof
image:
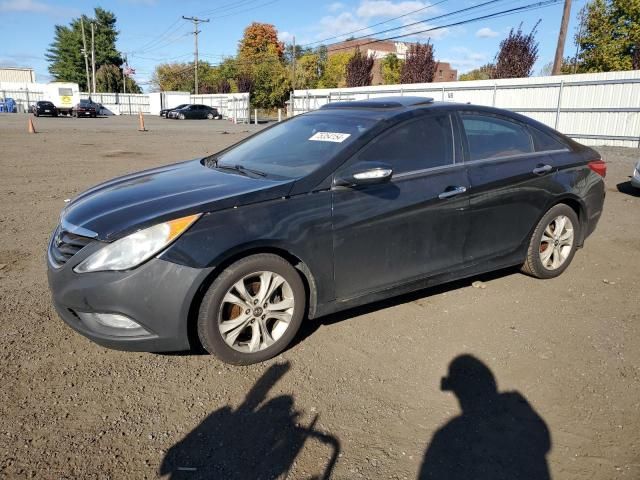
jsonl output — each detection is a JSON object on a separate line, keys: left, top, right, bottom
{"left": 312, "top": 96, "right": 552, "bottom": 128}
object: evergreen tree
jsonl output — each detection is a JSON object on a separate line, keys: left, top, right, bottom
{"left": 46, "top": 8, "right": 140, "bottom": 92}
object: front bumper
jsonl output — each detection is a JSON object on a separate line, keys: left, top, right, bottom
{"left": 47, "top": 239, "right": 213, "bottom": 352}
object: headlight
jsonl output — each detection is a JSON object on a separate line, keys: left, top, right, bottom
{"left": 74, "top": 214, "right": 200, "bottom": 273}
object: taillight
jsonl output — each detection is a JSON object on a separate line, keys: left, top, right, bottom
{"left": 588, "top": 159, "right": 607, "bottom": 178}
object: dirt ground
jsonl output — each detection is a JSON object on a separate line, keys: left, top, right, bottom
{"left": 0, "top": 113, "right": 639, "bottom": 479}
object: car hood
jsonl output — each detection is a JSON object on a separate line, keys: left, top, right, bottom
{"left": 62, "top": 159, "right": 293, "bottom": 241}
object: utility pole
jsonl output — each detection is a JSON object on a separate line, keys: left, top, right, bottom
{"left": 80, "top": 18, "right": 91, "bottom": 93}
{"left": 292, "top": 36, "right": 297, "bottom": 90}
{"left": 572, "top": 9, "right": 584, "bottom": 74}
{"left": 552, "top": 0, "right": 572, "bottom": 75}
{"left": 182, "top": 15, "right": 210, "bottom": 94}
{"left": 91, "top": 22, "right": 97, "bottom": 95}
{"left": 123, "top": 54, "right": 127, "bottom": 95}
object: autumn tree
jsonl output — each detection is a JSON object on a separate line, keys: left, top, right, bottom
{"left": 493, "top": 23, "right": 539, "bottom": 78}
{"left": 236, "top": 73, "right": 254, "bottom": 93}
{"left": 380, "top": 53, "right": 403, "bottom": 84}
{"left": 401, "top": 42, "right": 437, "bottom": 84}
{"left": 216, "top": 79, "right": 231, "bottom": 94}
{"left": 345, "top": 48, "right": 374, "bottom": 87}
{"left": 238, "top": 22, "right": 284, "bottom": 61}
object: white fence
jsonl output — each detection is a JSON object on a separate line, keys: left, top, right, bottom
{"left": 82, "top": 91, "right": 251, "bottom": 121}
{"left": 0, "top": 88, "right": 45, "bottom": 112}
{"left": 80, "top": 92, "right": 149, "bottom": 114}
{"left": 190, "top": 93, "right": 250, "bottom": 122}
{"left": 291, "top": 70, "right": 640, "bottom": 148}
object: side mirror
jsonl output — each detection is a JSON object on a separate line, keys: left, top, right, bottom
{"left": 335, "top": 161, "right": 393, "bottom": 187}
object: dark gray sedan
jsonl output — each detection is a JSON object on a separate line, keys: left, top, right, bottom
{"left": 47, "top": 97, "right": 605, "bottom": 365}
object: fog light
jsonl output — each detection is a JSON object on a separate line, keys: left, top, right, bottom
{"left": 78, "top": 312, "right": 140, "bottom": 329}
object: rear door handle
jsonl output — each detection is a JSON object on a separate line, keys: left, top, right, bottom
{"left": 438, "top": 186, "right": 467, "bottom": 199}
{"left": 533, "top": 164, "right": 553, "bottom": 175}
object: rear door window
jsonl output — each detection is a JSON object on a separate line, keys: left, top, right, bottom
{"left": 461, "top": 113, "right": 534, "bottom": 161}
{"left": 530, "top": 127, "right": 568, "bottom": 152}
{"left": 354, "top": 114, "right": 454, "bottom": 174}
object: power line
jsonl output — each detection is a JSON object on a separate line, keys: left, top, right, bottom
{"left": 303, "top": 0, "right": 450, "bottom": 47}
{"left": 324, "top": 0, "right": 561, "bottom": 53}
{"left": 314, "top": 0, "right": 507, "bottom": 51}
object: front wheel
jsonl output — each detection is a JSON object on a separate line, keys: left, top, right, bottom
{"left": 521, "top": 204, "right": 580, "bottom": 279}
{"left": 179, "top": 113, "right": 185, "bottom": 120}
{"left": 197, "top": 254, "right": 306, "bottom": 365}
{"left": 207, "top": 112, "right": 214, "bottom": 120}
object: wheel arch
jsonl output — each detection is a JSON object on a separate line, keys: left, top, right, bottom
{"left": 550, "top": 195, "right": 587, "bottom": 246}
{"left": 185, "top": 245, "right": 319, "bottom": 351}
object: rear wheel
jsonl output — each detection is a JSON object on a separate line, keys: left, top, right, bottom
{"left": 522, "top": 204, "right": 580, "bottom": 279}
{"left": 197, "top": 254, "right": 306, "bottom": 365}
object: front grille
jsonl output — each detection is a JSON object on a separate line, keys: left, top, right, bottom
{"left": 49, "top": 226, "right": 93, "bottom": 267}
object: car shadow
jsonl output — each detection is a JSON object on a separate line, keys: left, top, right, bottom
{"left": 292, "top": 266, "right": 521, "bottom": 349}
{"left": 616, "top": 181, "right": 640, "bottom": 197}
{"left": 418, "top": 354, "right": 552, "bottom": 479}
{"left": 159, "top": 362, "right": 341, "bottom": 479}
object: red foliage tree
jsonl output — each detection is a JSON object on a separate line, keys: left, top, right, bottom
{"left": 493, "top": 22, "right": 540, "bottom": 78}
{"left": 400, "top": 42, "right": 437, "bottom": 84}
{"left": 345, "top": 48, "right": 374, "bottom": 87}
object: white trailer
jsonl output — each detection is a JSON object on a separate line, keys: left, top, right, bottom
{"left": 43, "top": 82, "right": 80, "bottom": 115}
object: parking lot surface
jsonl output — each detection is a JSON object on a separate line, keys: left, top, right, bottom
{"left": 1, "top": 114, "right": 639, "bottom": 479}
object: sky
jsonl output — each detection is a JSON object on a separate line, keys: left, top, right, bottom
{"left": 0, "top": 0, "right": 588, "bottom": 89}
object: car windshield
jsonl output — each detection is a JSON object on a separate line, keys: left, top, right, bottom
{"left": 210, "top": 113, "right": 375, "bottom": 179}
{"left": 80, "top": 100, "right": 92, "bottom": 105}
{"left": 173, "top": 104, "right": 188, "bottom": 109}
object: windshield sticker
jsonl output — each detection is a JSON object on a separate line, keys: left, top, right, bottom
{"left": 309, "top": 132, "right": 351, "bottom": 143}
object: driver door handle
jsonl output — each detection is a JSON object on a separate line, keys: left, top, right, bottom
{"left": 438, "top": 186, "right": 467, "bottom": 199}
{"left": 533, "top": 164, "right": 553, "bottom": 175}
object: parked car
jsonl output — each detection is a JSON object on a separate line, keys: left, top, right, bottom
{"left": 160, "top": 104, "right": 189, "bottom": 117}
{"left": 72, "top": 99, "right": 100, "bottom": 118}
{"left": 632, "top": 160, "right": 640, "bottom": 189}
{"left": 32, "top": 101, "right": 58, "bottom": 117}
{"left": 47, "top": 97, "right": 606, "bottom": 365}
{"left": 168, "top": 104, "right": 219, "bottom": 120}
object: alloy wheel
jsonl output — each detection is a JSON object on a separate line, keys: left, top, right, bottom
{"left": 218, "top": 271, "right": 295, "bottom": 353}
{"left": 539, "top": 215, "right": 574, "bottom": 270}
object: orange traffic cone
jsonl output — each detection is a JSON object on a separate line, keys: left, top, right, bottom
{"left": 28, "top": 117, "right": 36, "bottom": 134}
{"left": 138, "top": 111, "right": 147, "bottom": 132}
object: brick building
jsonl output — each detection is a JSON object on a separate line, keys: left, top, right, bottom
{"left": 327, "top": 38, "right": 457, "bottom": 85}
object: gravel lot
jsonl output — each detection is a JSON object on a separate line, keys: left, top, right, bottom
{"left": 0, "top": 113, "right": 639, "bottom": 479}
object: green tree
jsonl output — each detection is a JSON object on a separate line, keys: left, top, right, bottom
{"left": 295, "top": 53, "right": 322, "bottom": 89}
{"left": 318, "top": 52, "right": 351, "bottom": 88}
{"left": 380, "top": 53, "right": 403, "bottom": 84}
{"left": 575, "top": 0, "right": 640, "bottom": 72}
{"left": 459, "top": 63, "right": 495, "bottom": 80}
{"left": 151, "top": 63, "right": 194, "bottom": 92}
{"left": 46, "top": 8, "right": 138, "bottom": 92}
{"left": 251, "top": 52, "right": 291, "bottom": 108}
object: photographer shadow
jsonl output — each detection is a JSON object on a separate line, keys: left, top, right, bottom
{"left": 419, "top": 355, "right": 552, "bottom": 480}
{"left": 160, "top": 362, "right": 340, "bottom": 480}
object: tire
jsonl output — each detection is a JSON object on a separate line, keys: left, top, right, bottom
{"left": 197, "top": 254, "right": 306, "bottom": 365}
{"left": 521, "top": 203, "right": 580, "bottom": 279}
{"left": 207, "top": 112, "right": 214, "bottom": 120}
{"left": 179, "top": 113, "right": 185, "bottom": 120}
